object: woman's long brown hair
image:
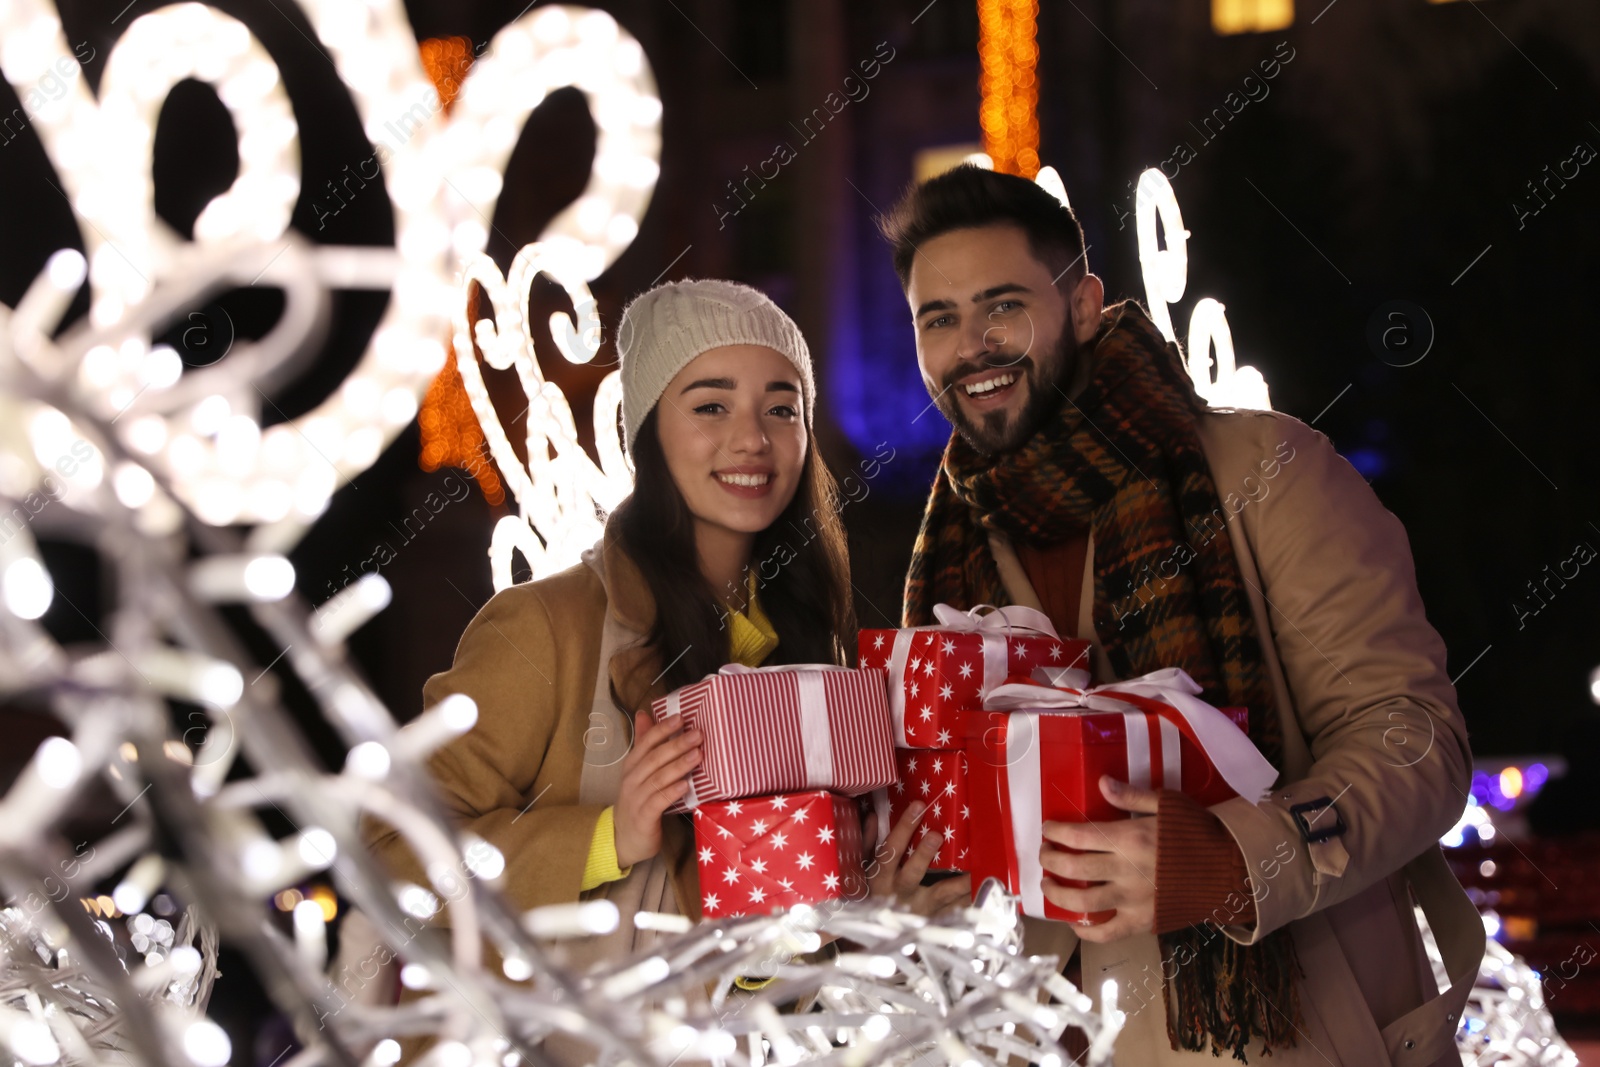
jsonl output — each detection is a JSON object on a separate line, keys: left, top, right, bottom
{"left": 610, "top": 405, "right": 856, "bottom": 694}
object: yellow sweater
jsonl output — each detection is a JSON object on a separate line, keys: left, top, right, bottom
{"left": 580, "top": 576, "right": 778, "bottom": 890}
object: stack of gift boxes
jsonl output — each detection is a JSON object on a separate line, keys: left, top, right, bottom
{"left": 651, "top": 666, "right": 898, "bottom": 918}
{"left": 655, "top": 608, "right": 1274, "bottom": 924}
{"left": 858, "top": 609, "right": 1093, "bottom": 876}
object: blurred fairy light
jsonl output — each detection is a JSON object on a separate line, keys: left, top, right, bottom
{"left": 1134, "top": 168, "right": 1273, "bottom": 411}
{"left": 977, "top": 0, "right": 1040, "bottom": 178}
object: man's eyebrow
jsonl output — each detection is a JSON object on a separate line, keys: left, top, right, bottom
{"left": 914, "top": 284, "right": 1034, "bottom": 320}
{"left": 679, "top": 377, "right": 737, "bottom": 393}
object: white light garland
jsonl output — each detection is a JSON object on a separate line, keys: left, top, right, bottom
{"left": 1134, "top": 168, "right": 1273, "bottom": 411}
{"left": 0, "top": 0, "right": 660, "bottom": 529}
{"left": 454, "top": 243, "right": 632, "bottom": 588}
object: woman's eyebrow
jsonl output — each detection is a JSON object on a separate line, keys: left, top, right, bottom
{"left": 679, "top": 377, "right": 737, "bottom": 393}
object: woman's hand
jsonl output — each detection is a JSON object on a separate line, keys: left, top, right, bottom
{"left": 862, "top": 800, "right": 972, "bottom": 916}
{"left": 613, "top": 711, "right": 702, "bottom": 869}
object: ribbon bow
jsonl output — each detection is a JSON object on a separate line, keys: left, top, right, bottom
{"left": 983, "top": 666, "right": 1278, "bottom": 803}
{"left": 929, "top": 603, "right": 1059, "bottom": 639}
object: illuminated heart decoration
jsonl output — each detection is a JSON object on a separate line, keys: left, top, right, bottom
{"left": 0, "top": 0, "right": 659, "bottom": 528}
{"left": 453, "top": 244, "right": 631, "bottom": 588}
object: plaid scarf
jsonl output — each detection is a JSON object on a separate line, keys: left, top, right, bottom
{"left": 904, "top": 300, "right": 1302, "bottom": 1060}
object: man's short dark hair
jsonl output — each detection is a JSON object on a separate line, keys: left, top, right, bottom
{"left": 877, "top": 164, "right": 1088, "bottom": 291}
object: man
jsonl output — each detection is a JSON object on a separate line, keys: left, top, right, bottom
{"left": 874, "top": 165, "right": 1484, "bottom": 1065}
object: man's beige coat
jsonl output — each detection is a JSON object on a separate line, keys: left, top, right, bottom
{"left": 988, "top": 406, "right": 1483, "bottom": 1066}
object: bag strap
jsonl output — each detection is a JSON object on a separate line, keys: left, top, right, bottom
{"left": 1379, "top": 845, "right": 1485, "bottom": 1064}
{"left": 577, "top": 546, "right": 637, "bottom": 806}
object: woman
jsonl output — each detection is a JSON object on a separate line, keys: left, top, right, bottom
{"left": 364, "top": 280, "right": 960, "bottom": 1003}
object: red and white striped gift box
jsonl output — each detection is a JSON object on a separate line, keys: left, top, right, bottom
{"left": 650, "top": 665, "right": 896, "bottom": 812}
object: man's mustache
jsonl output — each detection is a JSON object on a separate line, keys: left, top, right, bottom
{"left": 942, "top": 353, "right": 1035, "bottom": 392}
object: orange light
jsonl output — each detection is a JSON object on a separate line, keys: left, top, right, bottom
{"left": 977, "top": 0, "right": 1040, "bottom": 178}
{"left": 274, "top": 888, "right": 304, "bottom": 912}
{"left": 1499, "top": 766, "right": 1523, "bottom": 800}
{"left": 415, "top": 37, "right": 507, "bottom": 505}
{"left": 1211, "top": 0, "right": 1294, "bottom": 34}
{"left": 310, "top": 883, "right": 338, "bottom": 922}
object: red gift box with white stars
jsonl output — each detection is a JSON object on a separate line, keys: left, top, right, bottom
{"left": 692, "top": 791, "right": 866, "bottom": 918}
{"left": 886, "top": 748, "right": 969, "bottom": 870}
{"left": 858, "top": 612, "right": 1091, "bottom": 749}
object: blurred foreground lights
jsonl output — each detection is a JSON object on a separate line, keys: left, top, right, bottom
{"left": 462, "top": 836, "right": 505, "bottom": 881}
{"left": 7, "top": 1020, "right": 61, "bottom": 1065}
{"left": 859, "top": 1013, "right": 893, "bottom": 1043}
{"left": 523, "top": 899, "right": 618, "bottom": 939}
{"left": 370, "top": 1039, "right": 402, "bottom": 1066}
{"left": 397, "top": 883, "right": 439, "bottom": 919}
{"left": 189, "top": 554, "right": 295, "bottom": 602}
{"left": 1589, "top": 665, "right": 1600, "bottom": 705}
{"left": 345, "top": 740, "right": 392, "bottom": 780}
{"left": 35, "top": 736, "right": 83, "bottom": 789}
{"left": 297, "top": 827, "right": 337, "bottom": 869}
{"left": 312, "top": 574, "right": 392, "bottom": 646}
{"left": 4, "top": 557, "right": 54, "bottom": 620}
{"left": 501, "top": 954, "right": 534, "bottom": 981}
{"left": 113, "top": 462, "right": 157, "bottom": 508}
{"left": 141, "top": 345, "right": 184, "bottom": 390}
{"left": 46, "top": 247, "right": 87, "bottom": 292}
{"left": 438, "top": 693, "right": 478, "bottom": 731}
{"left": 242, "top": 838, "right": 282, "bottom": 882}
{"left": 399, "top": 962, "right": 432, "bottom": 990}
{"left": 182, "top": 1020, "right": 231, "bottom": 1067}
{"left": 112, "top": 881, "right": 147, "bottom": 916}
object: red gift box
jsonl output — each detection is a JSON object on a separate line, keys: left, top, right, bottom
{"left": 693, "top": 791, "right": 866, "bottom": 917}
{"left": 871, "top": 749, "right": 970, "bottom": 870}
{"left": 651, "top": 665, "right": 896, "bottom": 812}
{"left": 963, "top": 668, "right": 1276, "bottom": 924}
{"left": 858, "top": 605, "right": 1091, "bottom": 749}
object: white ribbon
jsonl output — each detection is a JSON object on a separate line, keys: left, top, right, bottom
{"left": 795, "top": 671, "right": 834, "bottom": 788}
{"left": 885, "top": 604, "right": 1060, "bottom": 741}
{"left": 982, "top": 666, "right": 1277, "bottom": 803}
{"left": 715, "top": 663, "right": 845, "bottom": 794}
{"left": 1004, "top": 712, "right": 1047, "bottom": 917}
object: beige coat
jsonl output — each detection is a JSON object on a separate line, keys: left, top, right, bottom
{"left": 989, "top": 406, "right": 1484, "bottom": 1066}
{"left": 363, "top": 526, "right": 704, "bottom": 932}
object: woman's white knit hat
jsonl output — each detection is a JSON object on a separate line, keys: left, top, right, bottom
{"left": 616, "top": 278, "right": 814, "bottom": 454}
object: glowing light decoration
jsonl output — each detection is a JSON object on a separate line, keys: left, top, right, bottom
{"left": 0, "top": 0, "right": 660, "bottom": 529}
{"left": 454, "top": 244, "right": 632, "bottom": 589}
{"left": 977, "top": 0, "right": 1041, "bottom": 178}
{"left": 1134, "top": 168, "right": 1274, "bottom": 411}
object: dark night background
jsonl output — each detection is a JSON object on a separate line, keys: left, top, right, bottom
{"left": 2, "top": 0, "right": 1599, "bottom": 1058}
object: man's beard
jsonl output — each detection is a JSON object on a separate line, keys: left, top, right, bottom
{"left": 933, "top": 326, "right": 1085, "bottom": 456}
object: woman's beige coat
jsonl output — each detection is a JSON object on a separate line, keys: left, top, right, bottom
{"left": 364, "top": 526, "right": 705, "bottom": 929}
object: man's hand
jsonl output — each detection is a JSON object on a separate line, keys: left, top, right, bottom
{"left": 1039, "top": 775, "right": 1161, "bottom": 943}
{"left": 863, "top": 800, "right": 972, "bottom": 916}
{"left": 613, "top": 711, "right": 701, "bottom": 869}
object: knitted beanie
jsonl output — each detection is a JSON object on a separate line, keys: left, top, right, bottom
{"left": 616, "top": 278, "right": 815, "bottom": 453}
